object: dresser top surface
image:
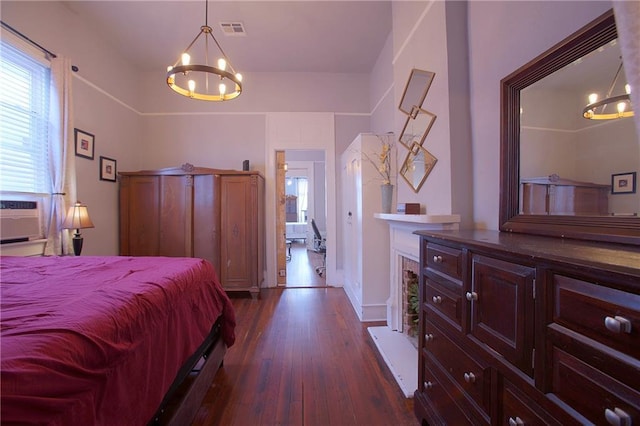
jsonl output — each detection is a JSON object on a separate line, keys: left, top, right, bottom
{"left": 414, "top": 229, "right": 640, "bottom": 277}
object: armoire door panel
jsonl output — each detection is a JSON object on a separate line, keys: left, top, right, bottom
{"left": 193, "top": 174, "right": 217, "bottom": 269}
{"left": 220, "top": 176, "right": 252, "bottom": 289}
{"left": 125, "top": 176, "right": 160, "bottom": 256}
{"left": 158, "top": 175, "right": 192, "bottom": 258}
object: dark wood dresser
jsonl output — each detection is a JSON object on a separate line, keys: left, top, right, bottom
{"left": 413, "top": 230, "right": 639, "bottom": 425}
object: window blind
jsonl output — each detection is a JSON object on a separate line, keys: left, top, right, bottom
{"left": 0, "top": 38, "right": 51, "bottom": 194}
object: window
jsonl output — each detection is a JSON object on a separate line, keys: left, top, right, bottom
{"left": 0, "top": 35, "right": 51, "bottom": 195}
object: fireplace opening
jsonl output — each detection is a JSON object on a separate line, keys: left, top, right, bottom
{"left": 402, "top": 257, "right": 420, "bottom": 348}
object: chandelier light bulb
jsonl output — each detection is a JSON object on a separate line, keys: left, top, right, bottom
{"left": 217, "top": 58, "right": 227, "bottom": 71}
{"left": 588, "top": 93, "right": 598, "bottom": 104}
{"left": 167, "top": 66, "right": 175, "bottom": 84}
{"left": 181, "top": 53, "right": 191, "bottom": 66}
{"left": 236, "top": 73, "right": 243, "bottom": 82}
{"left": 219, "top": 83, "right": 226, "bottom": 96}
{"left": 188, "top": 79, "right": 196, "bottom": 92}
{"left": 617, "top": 102, "right": 626, "bottom": 114}
{"left": 625, "top": 84, "right": 631, "bottom": 95}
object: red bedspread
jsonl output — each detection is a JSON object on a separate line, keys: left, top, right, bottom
{"left": 1, "top": 255, "right": 235, "bottom": 425}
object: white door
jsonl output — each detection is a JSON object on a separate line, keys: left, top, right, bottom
{"left": 342, "top": 145, "right": 361, "bottom": 301}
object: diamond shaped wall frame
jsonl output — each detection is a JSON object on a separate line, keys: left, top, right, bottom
{"left": 399, "top": 107, "right": 437, "bottom": 149}
{"left": 400, "top": 142, "right": 438, "bottom": 193}
{"left": 398, "top": 69, "right": 435, "bottom": 116}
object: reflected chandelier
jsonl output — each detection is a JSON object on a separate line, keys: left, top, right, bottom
{"left": 166, "top": 0, "right": 242, "bottom": 101}
{"left": 583, "top": 62, "right": 633, "bottom": 120}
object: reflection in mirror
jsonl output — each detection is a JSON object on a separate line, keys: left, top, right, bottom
{"left": 520, "top": 37, "right": 639, "bottom": 217}
{"left": 398, "top": 69, "right": 436, "bottom": 116}
{"left": 500, "top": 9, "right": 640, "bottom": 245}
{"left": 400, "top": 142, "right": 437, "bottom": 193}
{"left": 399, "top": 108, "right": 437, "bottom": 149}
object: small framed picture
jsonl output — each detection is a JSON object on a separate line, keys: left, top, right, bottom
{"left": 611, "top": 172, "right": 636, "bottom": 194}
{"left": 74, "top": 128, "right": 95, "bottom": 160}
{"left": 99, "top": 156, "right": 117, "bottom": 182}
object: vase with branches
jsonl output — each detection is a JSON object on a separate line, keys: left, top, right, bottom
{"left": 361, "top": 133, "right": 395, "bottom": 213}
{"left": 362, "top": 133, "right": 395, "bottom": 185}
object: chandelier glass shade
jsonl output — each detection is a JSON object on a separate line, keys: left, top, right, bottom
{"left": 583, "top": 62, "right": 633, "bottom": 120}
{"left": 167, "top": 1, "right": 242, "bottom": 101}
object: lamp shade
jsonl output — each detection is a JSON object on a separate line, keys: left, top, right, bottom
{"left": 62, "top": 202, "right": 94, "bottom": 230}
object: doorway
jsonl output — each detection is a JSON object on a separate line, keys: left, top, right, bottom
{"left": 278, "top": 150, "right": 327, "bottom": 287}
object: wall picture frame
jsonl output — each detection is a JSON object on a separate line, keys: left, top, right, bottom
{"left": 100, "top": 156, "right": 117, "bottom": 182}
{"left": 74, "top": 128, "right": 95, "bottom": 160}
{"left": 611, "top": 172, "right": 636, "bottom": 194}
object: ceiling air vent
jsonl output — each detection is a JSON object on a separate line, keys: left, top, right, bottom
{"left": 219, "top": 22, "right": 246, "bottom": 36}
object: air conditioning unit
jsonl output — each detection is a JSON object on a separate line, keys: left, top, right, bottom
{"left": 1, "top": 200, "right": 42, "bottom": 244}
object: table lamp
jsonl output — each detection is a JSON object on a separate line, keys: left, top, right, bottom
{"left": 62, "top": 201, "right": 94, "bottom": 256}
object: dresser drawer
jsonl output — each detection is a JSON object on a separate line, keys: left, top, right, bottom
{"left": 425, "top": 276, "right": 463, "bottom": 332}
{"left": 425, "top": 319, "right": 490, "bottom": 416}
{"left": 552, "top": 274, "right": 640, "bottom": 360}
{"left": 420, "top": 356, "right": 485, "bottom": 425}
{"left": 425, "top": 241, "right": 463, "bottom": 280}
{"left": 550, "top": 347, "right": 640, "bottom": 425}
{"left": 500, "top": 377, "right": 565, "bottom": 426}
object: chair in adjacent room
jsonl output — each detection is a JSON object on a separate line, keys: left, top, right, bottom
{"left": 311, "top": 219, "right": 326, "bottom": 277}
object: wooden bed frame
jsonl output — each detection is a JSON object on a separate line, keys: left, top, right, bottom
{"left": 150, "top": 319, "right": 227, "bottom": 425}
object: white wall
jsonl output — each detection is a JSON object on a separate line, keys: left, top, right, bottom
{"left": 1, "top": 1, "right": 376, "bottom": 263}
{"left": 363, "top": 1, "right": 475, "bottom": 229}
{"left": 2, "top": 1, "right": 142, "bottom": 255}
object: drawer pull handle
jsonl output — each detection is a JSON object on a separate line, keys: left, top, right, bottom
{"left": 605, "top": 407, "right": 631, "bottom": 426}
{"left": 432, "top": 295, "right": 442, "bottom": 304}
{"left": 424, "top": 333, "right": 434, "bottom": 342}
{"left": 463, "top": 372, "right": 476, "bottom": 383}
{"left": 465, "top": 291, "right": 478, "bottom": 302}
{"left": 604, "top": 316, "right": 632, "bottom": 334}
{"left": 508, "top": 417, "right": 524, "bottom": 426}
{"left": 423, "top": 381, "right": 434, "bottom": 389}
{"left": 433, "top": 255, "right": 443, "bottom": 264}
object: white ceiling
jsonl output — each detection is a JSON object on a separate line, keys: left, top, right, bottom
{"left": 62, "top": 0, "right": 392, "bottom": 74}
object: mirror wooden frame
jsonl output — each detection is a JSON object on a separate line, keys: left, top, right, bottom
{"left": 499, "top": 9, "right": 640, "bottom": 246}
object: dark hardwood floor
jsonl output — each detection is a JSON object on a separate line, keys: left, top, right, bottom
{"left": 191, "top": 288, "right": 418, "bottom": 426}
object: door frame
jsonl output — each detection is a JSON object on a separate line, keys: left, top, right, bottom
{"left": 265, "top": 113, "right": 337, "bottom": 287}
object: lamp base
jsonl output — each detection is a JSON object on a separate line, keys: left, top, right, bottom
{"left": 72, "top": 235, "right": 84, "bottom": 256}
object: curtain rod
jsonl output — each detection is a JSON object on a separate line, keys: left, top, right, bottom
{"left": 1, "top": 21, "right": 79, "bottom": 72}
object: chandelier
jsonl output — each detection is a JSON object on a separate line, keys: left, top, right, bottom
{"left": 166, "top": 0, "right": 242, "bottom": 101}
{"left": 583, "top": 62, "right": 633, "bottom": 120}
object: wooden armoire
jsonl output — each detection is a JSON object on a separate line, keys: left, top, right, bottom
{"left": 118, "top": 164, "right": 265, "bottom": 298}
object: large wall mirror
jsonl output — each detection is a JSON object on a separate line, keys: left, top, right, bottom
{"left": 500, "top": 9, "right": 640, "bottom": 245}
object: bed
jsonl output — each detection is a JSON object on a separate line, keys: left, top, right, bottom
{"left": 0, "top": 255, "right": 236, "bottom": 425}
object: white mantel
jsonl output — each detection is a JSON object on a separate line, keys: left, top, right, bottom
{"left": 375, "top": 213, "right": 460, "bottom": 330}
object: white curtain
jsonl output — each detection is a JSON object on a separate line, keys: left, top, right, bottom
{"left": 613, "top": 1, "right": 640, "bottom": 141}
{"left": 44, "top": 57, "right": 76, "bottom": 256}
